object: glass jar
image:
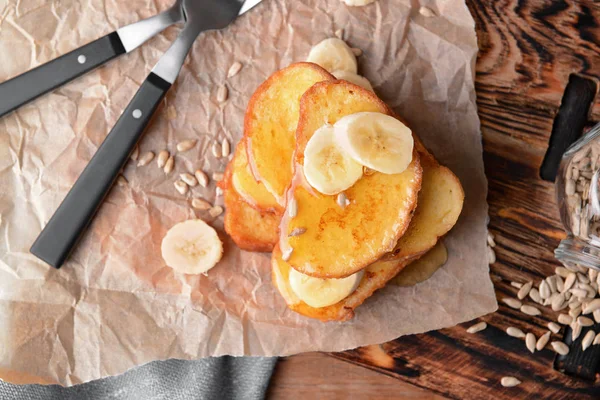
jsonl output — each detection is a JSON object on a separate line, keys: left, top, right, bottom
{"left": 555, "top": 123, "right": 600, "bottom": 271}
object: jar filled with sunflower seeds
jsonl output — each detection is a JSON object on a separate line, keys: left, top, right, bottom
{"left": 555, "top": 123, "right": 600, "bottom": 271}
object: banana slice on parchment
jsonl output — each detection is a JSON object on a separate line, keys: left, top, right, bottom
{"left": 307, "top": 38, "right": 358, "bottom": 74}
{"left": 303, "top": 124, "right": 363, "bottom": 195}
{"left": 332, "top": 70, "right": 374, "bottom": 92}
{"left": 289, "top": 267, "right": 365, "bottom": 308}
{"left": 334, "top": 112, "right": 414, "bottom": 175}
{"left": 161, "top": 219, "right": 223, "bottom": 274}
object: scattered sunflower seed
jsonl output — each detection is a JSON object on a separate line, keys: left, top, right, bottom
{"left": 506, "top": 327, "right": 525, "bottom": 338}
{"left": 551, "top": 341, "right": 570, "bottom": 356}
{"left": 511, "top": 281, "right": 523, "bottom": 289}
{"left": 582, "top": 330, "right": 595, "bottom": 351}
{"left": 212, "top": 172, "right": 224, "bottom": 182}
{"left": 577, "top": 272, "right": 590, "bottom": 284}
{"left": 500, "top": 376, "right": 521, "bottom": 388}
{"left": 594, "top": 333, "right": 600, "bottom": 345}
{"left": 212, "top": 141, "right": 222, "bottom": 158}
{"left": 564, "top": 273, "right": 576, "bottom": 292}
{"left": 569, "top": 300, "right": 582, "bottom": 310}
{"left": 578, "top": 316, "right": 594, "bottom": 327}
{"left": 209, "top": 205, "right": 223, "bottom": 218}
{"left": 552, "top": 293, "right": 567, "bottom": 311}
{"left": 529, "top": 288, "right": 541, "bottom": 303}
{"left": 589, "top": 269, "right": 599, "bottom": 282}
{"left": 571, "top": 322, "right": 583, "bottom": 340}
{"left": 548, "top": 322, "right": 561, "bottom": 334}
{"left": 569, "top": 306, "right": 582, "bottom": 319}
{"left": 195, "top": 170, "right": 209, "bottom": 187}
{"left": 180, "top": 173, "right": 198, "bottom": 187}
{"left": 116, "top": 175, "right": 128, "bottom": 186}
{"left": 487, "top": 232, "right": 496, "bottom": 247}
{"left": 351, "top": 47, "right": 362, "bottom": 56}
{"left": 137, "top": 151, "right": 155, "bottom": 167}
{"left": 556, "top": 275, "right": 565, "bottom": 292}
{"left": 192, "top": 198, "right": 211, "bottom": 210}
{"left": 217, "top": 85, "right": 228, "bottom": 103}
{"left": 594, "top": 309, "right": 600, "bottom": 323}
{"left": 227, "top": 61, "right": 243, "bottom": 78}
{"left": 536, "top": 331, "right": 551, "bottom": 351}
{"left": 289, "top": 197, "right": 298, "bottom": 218}
{"left": 289, "top": 227, "right": 307, "bottom": 237}
{"left": 282, "top": 247, "right": 293, "bottom": 262}
{"left": 221, "top": 139, "right": 231, "bottom": 157}
{"left": 130, "top": 146, "right": 139, "bottom": 161}
{"left": 547, "top": 276, "right": 558, "bottom": 293}
{"left": 502, "top": 298, "right": 522, "bottom": 309}
{"left": 555, "top": 267, "right": 570, "bottom": 278}
{"left": 466, "top": 321, "right": 487, "bottom": 334}
{"left": 518, "top": 282, "right": 533, "bottom": 300}
{"left": 177, "top": 139, "right": 197, "bottom": 152}
{"left": 570, "top": 288, "right": 587, "bottom": 298}
{"left": 164, "top": 155, "right": 174, "bottom": 174}
{"left": 521, "top": 305, "right": 541, "bottom": 316}
{"left": 539, "top": 280, "right": 551, "bottom": 299}
{"left": 174, "top": 180, "right": 189, "bottom": 195}
{"left": 157, "top": 150, "right": 169, "bottom": 168}
{"left": 525, "top": 332, "right": 536, "bottom": 353}
{"left": 487, "top": 246, "right": 496, "bottom": 264}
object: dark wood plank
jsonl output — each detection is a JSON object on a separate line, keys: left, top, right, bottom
{"left": 330, "top": 0, "right": 600, "bottom": 398}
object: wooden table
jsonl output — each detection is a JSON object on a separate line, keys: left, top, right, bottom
{"left": 269, "top": 1, "right": 600, "bottom": 398}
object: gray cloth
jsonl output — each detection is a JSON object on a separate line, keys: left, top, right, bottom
{"left": 0, "top": 357, "right": 277, "bottom": 400}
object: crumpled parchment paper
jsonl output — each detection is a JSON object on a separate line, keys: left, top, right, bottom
{"left": 0, "top": 0, "right": 497, "bottom": 386}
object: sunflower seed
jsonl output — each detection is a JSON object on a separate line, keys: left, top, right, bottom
{"left": 529, "top": 288, "right": 541, "bottom": 303}
{"left": 500, "top": 376, "right": 521, "bottom": 388}
{"left": 282, "top": 247, "right": 293, "bottom": 261}
{"left": 192, "top": 198, "right": 211, "bottom": 210}
{"left": 212, "top": 172, "right": 224, "bottom": 182}
{"left": 195, "top": 170, "right": 209, "bottom": 187}
{"left": 419, "top": 6, "right": 437, "bottom": 17}
{"left": 539, "top": 280, "right": 551, "bottom": 299}
{"left": 564, "top": 273, "right": 576, "bottom": 292}
{"left": 289, "top": 197, "right": 298, "bottom": 218}
{"left": 487, "top": 232, "right": 496, "bottom": 247}
{"left": 487, "top": 246, "right": 496, "bottom": 264}
{"left": 337, "top": 192, "right": 350, "bottom": 208}
{"left": 227, "top": 61, "right": 243, "bottom": 78}
{"left": 130, "top": 146, "right": 139, "bottom": 161}
{"left": 556, "top": 267, "right": 570, "bottom": 278}
{"left": 518, "top": 282, "right": 532, "bottom": 300}
{"left": 589, "top": 269, "right": 598, "bottom": 282}
{"left": 594, "top": 309, "right": 600, "bottom": 323}
{"left": 582, "top": 330, "right": 596, "bottom": 351}
{"left": 289, "top": 227, "right": 307, "bottom": 237}
{"left": 334, "top": 29, "right": 343, "bottom": 39}
{"left": 177, "top": 139, "right": 197, "bottom": 152}
{"left": 536, "top": 331, "right": 551, "bottom": 351}
{"left": 502, "top": 298, "right": 522, "bottom": 309}
{"left": 521, "top": 305, "right": 541, "bottom": 316}
{"left": 571, "top": 322, "right": 583, "bottom": 340}
{"left": 578, "top": 316, "right": 594, "bottom": 327}
{"left": 116, "top": 175, "right": 128, "bottom": 186}
{"left": 570, "top": 306, "right": 583, "bottom": 319}
{"left": 351, "top": 47, "right": 363, "bottom": 56}
{"left": 547, "top": 276, "right": 558, "bottom": 293}
{"left": 581, "top": 283, "right": 596, "bottom": 298}
{"left": 215, "top": 186, "right": 223, "bottom": 197}
{"left": 556, "top": 275, "right": 564, "bottom": 292}
{"left": 209, "top": 205, "right": 223, "bottom": 218}
{"left": 578, "top": 272, "right": 590, "bottom": 284}
{"left": 164, "top": 155, "right": 174, "bottom": 174}
{"left": 525, "top": 333, "right": 536, "bottom": 353}
{"left": 179, "top": 173, "right": 197, "bottom": 187}
{"left": 559, "top": 314, "right": 573, "bottom": 325}
{"left": 551, "top": 341, "right": 570, "bottom": 355}
{"left": 570, "top": 288, "right": 587, "bottom": 298}
{"left": 157, "top": 150, "right": 169, "bottom": 168}
{"left": 594, "top": 333, "right": 600, "bottom": 345}
{"left": 137, "top": 151, "right": 155, "bottom": 167}
{"left": 466, "top": 321, "right": 487, "bottom": 334}
{"left": 174, "top": 180, "right": 189, "bottom": 195}
{"left": 212, "top": 141, "right": 222, "bottom": 158}
{"left": 511, "top": 281, "right": 523, "bottom": 289}
{"left": 217, "top": 85, "right": 228, "bottom": 103}
{"left": 552, "top": 293, "right": 567, "bottom": 311}
{"left": 569, "top": 300, "right": 582, "bottom": 309}
{"left": 506, "top": 327, "right": 525, "bottom": 338}
{"left": 221, "top": 139, "right": 231, "bottom": 157}
{"left": 548, "top": 322, "right": 561, "bottom": 334}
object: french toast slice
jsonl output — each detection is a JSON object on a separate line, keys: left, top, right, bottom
{"left": 245, "top": 63, "right": 334, "bottom": 205}
{"left": 221, "top": 144, "right": 280, "bottom": 252}
{"left": 279, "top": 81, "right": 422, "bottom": 278}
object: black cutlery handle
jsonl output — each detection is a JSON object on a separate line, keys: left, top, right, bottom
{"left": 30, "top": 73, "right": 171, "bottom": 268}
{"left": 0, "top": 32, "right": 126, "bottom": 118}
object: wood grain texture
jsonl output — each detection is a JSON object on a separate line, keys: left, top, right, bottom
{"left": 267, "top": 352, "right": 446, "bottom": 400}
{"left": 329, "top": 0, "right": 600, "bottom": 398}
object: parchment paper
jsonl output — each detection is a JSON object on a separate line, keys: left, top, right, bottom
{"left": 0, "top": 0, "right": 497, "bottom": 386}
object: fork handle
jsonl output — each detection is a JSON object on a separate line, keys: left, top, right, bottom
{"left": 30, "top": 73, "right": 171, "bottom": 268}
{"left": 0, "top": 32, "right": 126, "bottom": 118}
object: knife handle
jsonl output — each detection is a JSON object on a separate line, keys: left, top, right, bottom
{"left": 0, "top": 32, "right": 126, "bottom": 118}
{"left": 30, "top": 73, "right": 171, "bottom": 268}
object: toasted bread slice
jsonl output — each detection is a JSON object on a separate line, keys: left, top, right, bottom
{"left": 272, "top": 244, "right": 420, "bottom": 321}
{"left": 245, "top": 63, "right": 334, "bottom": 205}
{"left": 279, "top": 81, "right": 422, "bottom": 278}
{"left": 221, "top": 144, "right": 280, "bottom": 252}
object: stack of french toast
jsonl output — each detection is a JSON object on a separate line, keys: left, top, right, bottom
{"left": 220, "top": 62, "right": 464, "bottom": 322}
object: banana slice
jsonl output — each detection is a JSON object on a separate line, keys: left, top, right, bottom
{"left": 289, "top": 267, "right": 365, "bottom": 308}
{"left": 307, "top": 38, "right": 358, "bottom": 74}
{"left": 161, "top": 219, "right": 223, "bottom": 274}
{"left": 303, "top": 124, "right": 363, "bottom": 195}
{"left": 334, "top": 112, "right": 414, "bottom": 174}
{"left": 332, "top": 70, "right": 374, "bottom": 92}
{"left": 342, "top": 0, "right": 377, "bottom": 6}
